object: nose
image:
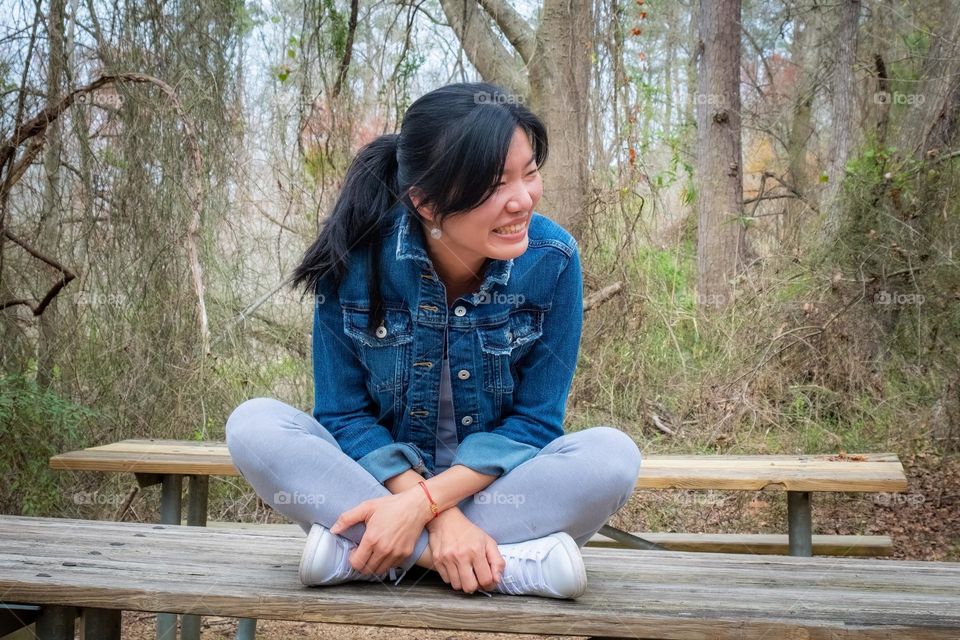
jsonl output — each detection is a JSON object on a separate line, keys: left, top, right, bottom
{"left": 506, "top": 182, "right": 534, "bottom": 213}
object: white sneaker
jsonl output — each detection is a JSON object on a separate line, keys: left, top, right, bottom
{"left": 298, "top": 523, "right": 403, "bottom": 586}
{"left": 492, "top": 532, "right": 587, "bottom": 599}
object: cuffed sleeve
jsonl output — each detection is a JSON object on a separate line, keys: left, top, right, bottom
{"left": 356, "top": 442, "right": 428, "bottom": 484}
{"left": 451, "top": 431, "right": 541, "bottom": 476}
{"left": 451, "top": 242, "right": 583, "bottom": 477}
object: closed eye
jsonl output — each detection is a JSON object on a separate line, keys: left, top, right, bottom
{"left": 497, "top": 170, "right": 539, "bottom": 187}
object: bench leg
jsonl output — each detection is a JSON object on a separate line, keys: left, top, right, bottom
{"left": 157, "top": 474, "right": 183, "bottom": 640}
{"left": 35, "top": 605, "right": 76, "bottom": 640}
{"left": 180, "top": 475, "right": 210, "bottom": 640}
{"left": 598, "top": 524, "right": 665, "bottom": 551}
{"left": 787, "top": 491, "right": 813, "bottom": 556}
{"left": 81, "top": 608, "right": 121, "bottom": 640}
{"left": 236, "top": 618, "right": 257, "bottom": 639}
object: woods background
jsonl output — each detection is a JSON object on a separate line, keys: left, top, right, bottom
{"left": 1, "top": 0, "right": 957, "bottom": 555}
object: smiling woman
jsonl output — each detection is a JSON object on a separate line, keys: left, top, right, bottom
{"left": 224, "top": 82, "right": 641, "bottom": 600}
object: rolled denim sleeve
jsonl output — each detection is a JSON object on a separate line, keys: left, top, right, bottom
{"left": 311, "top": 278, "right": 425, "bottom": 484}
{"left": 452, "top": 242, "right": 583, "bottom": 477}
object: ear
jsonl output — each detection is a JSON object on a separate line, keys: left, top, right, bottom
{"left": 407, "top": 187, "right": 435, "bottom": 223}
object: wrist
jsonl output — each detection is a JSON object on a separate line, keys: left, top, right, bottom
{"left": 426, "top": 505, "right": 464, "bottom": 531}
{"left": 415, "top": 480, "right": 440, "bottom": 525}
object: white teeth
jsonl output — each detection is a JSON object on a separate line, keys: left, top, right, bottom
{"left": 494, "top": 223, "right": 525, "bottom": 234}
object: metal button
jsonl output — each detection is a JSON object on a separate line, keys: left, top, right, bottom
{"left": 460, "top": 415, "right": 474, "bottom": 426}
{"left": 375, "top": 325, "right": 387, "bottom": 338}
{"left": 454, "top": 306, "right": 467, "bottom": 317}
{"left": 506, "top": 331, "right": 513, "bottom": 341}
{"left": 457, "top": 369, "right": 470, "bottom": 380}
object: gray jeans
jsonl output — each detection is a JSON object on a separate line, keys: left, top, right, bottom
{"left": 225, "top": 397, "right": 642, "bottom": 573}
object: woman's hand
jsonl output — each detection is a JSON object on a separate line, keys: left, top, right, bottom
{"left": 426, "top": 508, "right": 505, "bottom": 593}
{"left": 331, "top": 489, "right": 431, "bottom": 576}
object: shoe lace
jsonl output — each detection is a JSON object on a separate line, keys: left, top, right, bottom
{"left": 334, "top": 539, "right": 408, "bottom": 585}
{"left": 495, "top": 547, "right": 546, "bottom": 596}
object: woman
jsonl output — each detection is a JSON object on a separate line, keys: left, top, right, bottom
{"left": 226, "top": 82, "right": 641, "bottom": 599}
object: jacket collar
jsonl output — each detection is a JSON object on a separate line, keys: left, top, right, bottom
{"left": 394, "top": 204, "right": 513, "bottom": 299}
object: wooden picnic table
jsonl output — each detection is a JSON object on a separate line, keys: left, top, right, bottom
{"left": 50, "top": 439, "right": 908, "bottom": 556}
{"left": 48, "top": 440, "right": 908, "bottom": 639}
{"left": 3, "top": 515, "right": 960, "bottom": 640}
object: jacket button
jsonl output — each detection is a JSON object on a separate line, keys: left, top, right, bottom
{"left": 375, "top": 325, "right": 388, "bottom": 338}
{"left": 457, "top": 369, "right": 470, "bottom": 380}
{"left": 453, "top": 306, "right": 467, "bottom": 317}
{"left": 460, "top": 415, "right": 474, "bottom": 426}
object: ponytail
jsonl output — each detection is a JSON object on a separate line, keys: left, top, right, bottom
{"left": 292, "top": 133, "right": 403, "bottom": 330}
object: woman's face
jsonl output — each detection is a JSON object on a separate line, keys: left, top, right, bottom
{"left": 417, "top": 127, "right": 543, "bottom": 279}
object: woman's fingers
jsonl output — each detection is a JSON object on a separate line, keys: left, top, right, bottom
{"left": 455, "top": 556, "right": 479, "bottom": 593}
{"left": 349, "top": 538, "right": 376, "bottom": 573}
{"left": 486, "top": 538, "right": 505, "bottom": 583}
{"left": 331, "top": 501, "right": 371, "bottom": 535}
{"left": 472, "top": 547, "right": 495, "bottom": 590}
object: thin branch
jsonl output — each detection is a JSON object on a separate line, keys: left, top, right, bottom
{"left": 436, "top": 0, "right": 528, "bottom": 96}
{"left": 1, "top": 229, "right": 77, "bottom": 315}
{"left": 476, "top": 0, "right": 536, "bottom": 64}
{"left": 331, "top": 0, "right": 359, "bottom": 99}
{"left": 0, "top": 73, "right": 209, "bottom": 352}
{"left": 583, "top": 281, "right": 624, "bottom": 311}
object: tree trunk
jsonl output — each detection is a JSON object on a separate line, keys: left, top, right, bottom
{"left": 694, "top": 0, "right": 744, "bottom": 308}
{"left": 896, "top": 10, "right": 960, "bottom": 158}
{"left": 528, "top": 0, "right": 593, "bottom": 236}
{"left": 36, "top": 0, "right": 67, "bottom": 388}
{"left": 437, "top": 0, "right": 592, "bottom": 237}
{"left": 783, "top": 9, "right": 816, "bottom": 251}
{"left": 822, "top": 0, "right": 861, "bottom": 237}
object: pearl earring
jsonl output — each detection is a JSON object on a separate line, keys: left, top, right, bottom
{"left": 430, "top": 226, "right": 442, "bottom": 239}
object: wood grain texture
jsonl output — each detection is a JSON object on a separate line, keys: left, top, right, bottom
{"left": 1, "top": 516, "right": 957, "bottom": 639}
{"left": 49, "top": 441, "right": 909, "bottom": 492}
{"left": 203, "top": 522, "right": 893, "bottom": 556}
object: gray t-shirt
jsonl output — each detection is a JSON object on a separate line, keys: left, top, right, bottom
{"left": 434, "top": 343, "right": 459, "bottom": 473}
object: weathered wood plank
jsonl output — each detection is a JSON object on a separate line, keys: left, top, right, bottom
{"left": 587, "top": 532, "right": 893, "bottom": 555}
{"left": 202, "top": 521, "right": 894, "bottom": 556}
{"left": 1, "top": 516, "right": 957, "bottom": 640}
{"left": 49, "top": 441, "right": 909, "bottom": 492}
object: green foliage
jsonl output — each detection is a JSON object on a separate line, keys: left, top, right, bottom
{"left": 0, "top": 374, "right": 92, "bottom": 515}
{"left": 324, "top": 0, "right": 349, "bottom": 61}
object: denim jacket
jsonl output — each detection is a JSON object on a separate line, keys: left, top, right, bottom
{"left": 311, "top": 202, "right": 583, "bottom": 484}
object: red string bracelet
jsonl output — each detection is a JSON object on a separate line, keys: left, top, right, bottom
{"left": 418, "top": 481, "right": 440, "bottom": 518}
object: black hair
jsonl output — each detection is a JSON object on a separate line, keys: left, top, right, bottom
{"left": 291, "top": 82, "right": 548, "bottom": 330}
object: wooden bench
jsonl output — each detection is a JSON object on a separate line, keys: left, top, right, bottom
{"left": 208, "top": 520, "right": 894, "bottom": 556}
{"left": 2, "top": 515, "right": 958, "bottom": 640}
{"left": 50, "top": 440, "right": 907, "bottom": 557}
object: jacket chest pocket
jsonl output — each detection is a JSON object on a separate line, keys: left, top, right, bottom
{"left": 343, "top": 307, "right": 414, "bottom": 393}
{"left": 477, "top": 309, "right": 544, "bottom": 396}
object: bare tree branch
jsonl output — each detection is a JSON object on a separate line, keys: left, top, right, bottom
{"left": 436, "top": 0, "right": 528, "bottom": 96}
{"left": 0, "top": 73, "right": 210, "bottom": 353}
{"left": 1, "top": 229, "right": 77, "bottom": 315}
{"left": 584, "top": 281, "right": 624, "bottom": 311}
{"left": 476, "top": 0, "right": 536, "bottom": 64}
{"left": 331, "top": 0, "right": 359, "bottom": 99}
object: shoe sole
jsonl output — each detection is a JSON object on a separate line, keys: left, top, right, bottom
{"left": 552, "top": 532, "right": 588, "bottom": 598}
{"left": 298, "top": 524, "right": 327, "bottom": 586}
